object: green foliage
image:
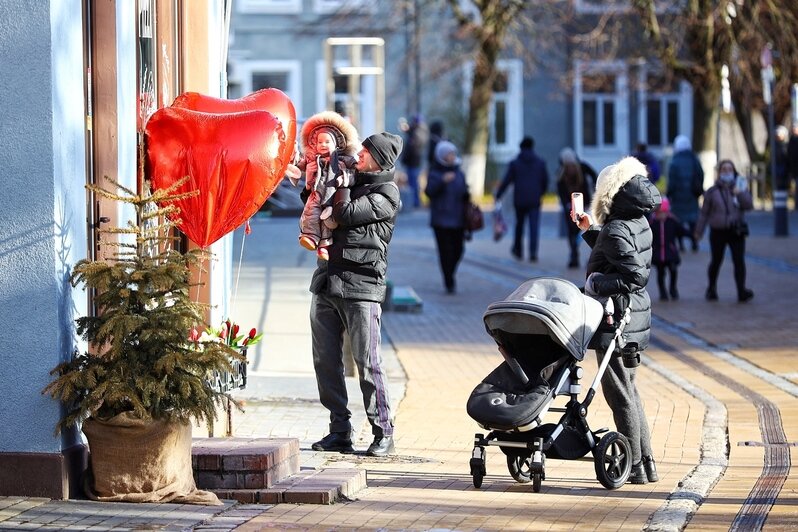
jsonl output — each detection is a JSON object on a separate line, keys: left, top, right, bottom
{"left": 43, "top": 177, "right": 242, "bottom": 434}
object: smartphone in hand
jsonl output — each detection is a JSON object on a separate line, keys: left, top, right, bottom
{"left": 571, "top": 192, "right": 584, "bottom": 222}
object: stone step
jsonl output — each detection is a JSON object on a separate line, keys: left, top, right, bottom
{"left": 211, "top": 468, "right": 367, "bottom": 505}
{"left": 191, "top": 437, "right": 299, "bottom": 490}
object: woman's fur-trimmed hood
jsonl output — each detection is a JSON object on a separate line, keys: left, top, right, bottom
{"left": 300, "top": 111, "right": 360, "bottom": 157}
{"left": 591, "top": 156, "right": 660, "bottom": 224}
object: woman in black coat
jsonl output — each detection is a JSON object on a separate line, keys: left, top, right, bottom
{"left": 575, "top": 156, "right": 661, "bottom": 485}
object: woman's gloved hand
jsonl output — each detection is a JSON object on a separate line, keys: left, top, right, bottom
{"left": 584, "top": 272, "right": 601, "bottom": 297}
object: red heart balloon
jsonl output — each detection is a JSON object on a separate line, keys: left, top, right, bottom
{"left": 145, "top": 107, "right": 287, "bottom": 248}
{"left": 172, "top": 88, "right": 297, "bottom": 165}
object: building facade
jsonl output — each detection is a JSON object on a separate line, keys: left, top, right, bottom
{"left": 227, "top": 0, "right": 696, "bottom": 189}
{"left": 0, "top": 0, "right": 232, "bottom": 498}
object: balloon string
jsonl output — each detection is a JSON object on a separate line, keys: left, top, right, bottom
{"left": 195, "top": 255, "right": 204, "bottom": 306}
{"left": 232, "top": 229, "right": 246, "bottom": 311}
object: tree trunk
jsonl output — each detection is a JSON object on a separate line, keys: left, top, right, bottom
{"left": 692, "top": 85, "right": 720, "bottom": 187}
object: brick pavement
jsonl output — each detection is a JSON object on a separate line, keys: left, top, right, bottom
{"left": 3, "top": 207, "right": 796, "bottom": 531}
{"left": 232, "top": 207, "right": 797, "bottom": 530}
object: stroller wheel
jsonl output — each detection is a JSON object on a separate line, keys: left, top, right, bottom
{"left": 470, "top": 457, "right": 486, "bottom": 488}
{"left": 532, "top": 472, "right": 542, "bottom": 493}
{"left": 507, "top": 453, "right": 533, "bottom": 484}
{"left": 593, "top": 431, "right": 632, "bottom": 490}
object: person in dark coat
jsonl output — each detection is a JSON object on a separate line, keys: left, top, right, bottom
{"left": 556, "top": 147, "right": 593, "bottom": 269}
{"left": 495, "top": 136, "right": 549, "bottom": 261}
{"left": 648, "top": 197, "right": 689, "bottom": 301}
{"left": 667, "top": 135, "right": 704, "bottom": 251}
{"left": 427, "top": 120, "right": 445, "bottom": 167}
{"left": 788, "top": 124, "right": 798, "bottom": 210}
{"left": 400, "top": 114, "right": 429, "bottom": 209}
{"left": 307, "top": 132, "right": 403, "bottom": 457}
{"left": 425, "top": 141, "right": 469, "bottom": 294}
{"left": 575, "top": 156, "right": 661, "bottom": 485}
{"left": 632, "top": 142, "right": 661, "bottom": 184}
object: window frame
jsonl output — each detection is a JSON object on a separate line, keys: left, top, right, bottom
{"left": 313, "top": 0, "right": 375, "bottom": 14}
{"left": 575, "top": 0, "right": 684, "bottom": 15}
{"left": 573, "top": 60, "right": 630, "bottom": 169}
{"left": 462, "top": 59, "right": 524, "bottom": 162}
{"left": 315, "top": 60, "right": 377, "bottom": 136}
{"left": 237, "top": 0, "right": 302, "bottom": 15}
{"left": 228, "top": 59, "right": 302, "bottom": 118}
{"left": 636, "top": 65, "right": 693, "bottom": 153}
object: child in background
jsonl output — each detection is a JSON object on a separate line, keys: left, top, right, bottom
{"left": 649, "top": 197, "right": 688, "bottom": 301}
{"left": 297, "top": 111, "right": 360, "bottom": 260}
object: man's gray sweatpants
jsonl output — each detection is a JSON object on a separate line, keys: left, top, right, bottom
{"left": 599, "top": 354, "right": 653, "bottom": 464}
{"left": 310, "top": 292, "right": 393, "bottom": 437}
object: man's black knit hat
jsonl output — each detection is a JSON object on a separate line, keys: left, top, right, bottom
{"left": 363, "top": 132, "right": 403, "bottom": 170}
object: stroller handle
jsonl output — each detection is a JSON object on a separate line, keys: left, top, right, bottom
{"left": 584, "top": 307, "right": 631, "bottom": 408}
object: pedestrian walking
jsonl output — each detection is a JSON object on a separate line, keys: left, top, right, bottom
{"left": 307, "top": 131, "right": 404, "bottom": 457}
{"left": 427, "top": 120, "right": 445, "bottom": 167}
{"left": 648, "top": 197, "right": 688, "bottom": 301}
{"left": 788, "top": 124, "right": 798, "bottom": 209}
{"left": 425, "top": 140, "right": 469, "bottom": 295}
{"left": 667, "top": 135, "right": 704, "bottom": 251}
{"left": 495, "top": 136, "right": 549, "bottom": 262}
{"left": 575, "top": 156, "right": 661, "bottom": 485}
{"left": 400, "top": 114, "right": 429, "bottom": 209}
{"left": 694, "top": 159, "right": 755, "bottom": 303}
{"left": 556, "top": 147, "right": 592, "bottom": 268}
{"left": 632, "top": 142, "right": 661, "bottom": 184}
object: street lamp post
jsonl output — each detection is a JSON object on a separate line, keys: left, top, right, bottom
{"left": 717, "top": 65, "right": 731, "bottom": 162}
{"left": 761, "top": 45, "right": 789, "bottom": 237}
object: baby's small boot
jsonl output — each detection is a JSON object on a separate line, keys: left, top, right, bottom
{"left": 320, "top": 206, "right": 338, "bottom": 229}
{"left": 299, "top": 235, "right": 317, "bottom": 251}
{"left": 317, "top": 247, "right": 329, "bottom": 261}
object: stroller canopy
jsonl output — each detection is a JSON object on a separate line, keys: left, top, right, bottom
{"left": 483, "top": 277, "right": 604, "bottom": 361}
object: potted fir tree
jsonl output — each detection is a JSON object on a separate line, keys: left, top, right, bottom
{"left": 44, "top": 177, "right": 242, "bottom": 504}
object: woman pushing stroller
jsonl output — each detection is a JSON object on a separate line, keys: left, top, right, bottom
{"left": 574, "top": 156, "right": 661, "bottom": 485}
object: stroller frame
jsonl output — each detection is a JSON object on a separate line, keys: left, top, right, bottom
{"left": 470, "top": 305, "right": 634, "bottom": 492}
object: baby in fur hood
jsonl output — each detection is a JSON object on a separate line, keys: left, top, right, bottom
{"left": 296, "top": 111, "right": 361, "bottom": 260}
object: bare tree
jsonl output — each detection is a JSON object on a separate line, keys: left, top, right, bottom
{"left": 631, "top": 0, "right": 798, "bottom": 165}
{"left": 446, "top": 0, "right": 527, "bottom": 197}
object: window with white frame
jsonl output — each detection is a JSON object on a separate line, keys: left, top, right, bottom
{"left": 313, "top": 0, "right": 375, "bottom": 14}
{"left": 238, "top": 0, "right": 301, "bottom": 15}
{"left": 580, "top": 72, "right": 618, "bottom": 148}
{"left": 575, "top": 0, "right": 684, "bottom": 14}
{"left": 573, "top": 61, "right": 629, "bottom": 170}
{"left": 315, "top": 61, "right": 377, "bottom": 136}
{"left": 463, "top": 59, "right": 523, "bottom": 160}
{"left": 228, "top": 60, "right": 302, "bottom": 117}
{"left": 637, "top": 71, "right": 692, "bottom": 149}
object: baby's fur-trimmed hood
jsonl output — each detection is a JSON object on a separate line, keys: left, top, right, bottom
{"left": 300, "top": 111, "right": 360, "bottom": 157}
{"left": 591, "top": 156, "right": 659, "bottom": 224}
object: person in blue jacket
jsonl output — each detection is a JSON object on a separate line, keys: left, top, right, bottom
{"left": 495, "top": 136, "right": 549, "bottom": 261}
{"left": 425, "top": 141, "right": 469, "bottom": 294}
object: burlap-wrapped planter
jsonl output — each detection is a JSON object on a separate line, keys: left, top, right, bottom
{"left": 82, "top": 412, "right": 220, "bottom": 505}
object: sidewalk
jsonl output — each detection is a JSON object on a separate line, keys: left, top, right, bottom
{"left": 2, "top": 206, "right": 796, "bottom": 531}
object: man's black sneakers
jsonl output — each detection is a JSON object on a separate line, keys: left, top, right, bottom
{"left": 311, "top": 432, "right": 354, "bottom": 453}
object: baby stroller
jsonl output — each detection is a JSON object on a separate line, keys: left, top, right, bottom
{"left": 467, "top": 276, "right": 637, "bottom": 492}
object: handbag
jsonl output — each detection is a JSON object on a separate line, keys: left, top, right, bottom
{"left": 732, "top": 220, "right": 749, "bottom": 237}
{"left": 464, "top": 202, "right": 485, "bottom": 232}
